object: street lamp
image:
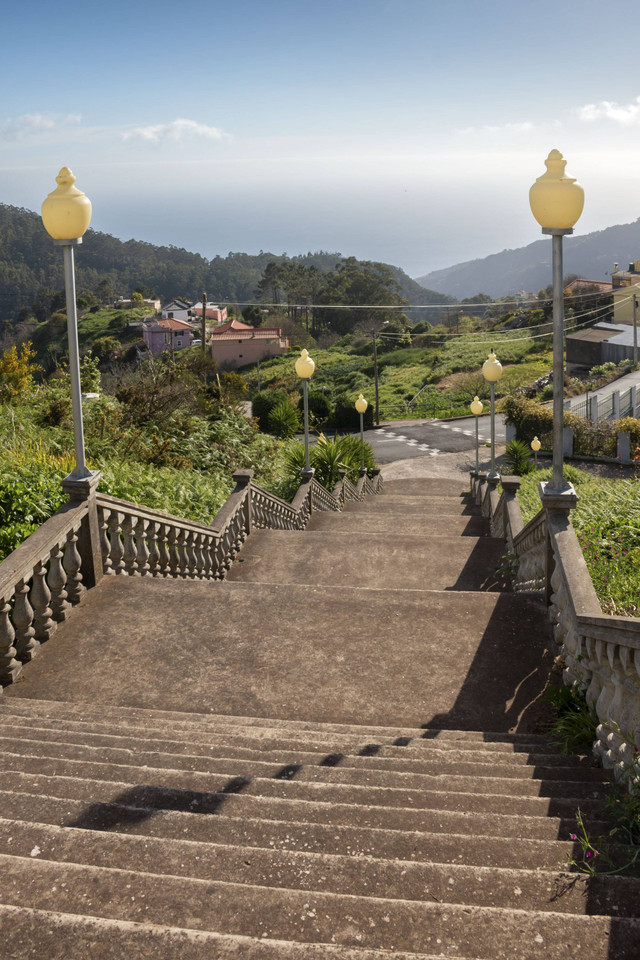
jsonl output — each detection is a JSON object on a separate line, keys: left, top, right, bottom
{"left": 470, "top": 395, "right": 484, "bottom": 472}
{"left": 529, "top": 150, "right": 584, "bottom": 493}
{"left": 531, "top": 435, "right": 541, "bottom": 470}
{"left": 41, "top": 167, "right": 94, "bottom": 485}
{"left": 355, "top": 394, "right": 368, "bottom": 475}
{"left": 295, "top": 348, "right": 315, "bottom": 477}
{"left": 481, "top": 351, "right": 502, "bottom": 481}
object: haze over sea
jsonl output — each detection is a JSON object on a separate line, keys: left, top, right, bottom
{"left": 3, "top": 0, "right": 640, "bottom": 280}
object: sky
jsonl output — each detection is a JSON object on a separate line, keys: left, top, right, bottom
{"left": 3, "top": 0, "right": 640, "bottom": 280}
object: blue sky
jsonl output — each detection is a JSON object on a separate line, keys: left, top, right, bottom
{"left": 3, "top": 0, "right": 640, "bottom": 279}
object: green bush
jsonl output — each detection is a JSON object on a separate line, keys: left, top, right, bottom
{"left": 252, "top": 389, "right": 289, "bottom": 431}
{"left": 503, "top": 439, "right": 534, "bottom": 476}
{"left": 298, "top": 391, "right": 333, "bottom": 425}
{"left": 502, "top": 395, "right": 554, "bottom": 444}
{"left": 330, "top": 394, "right": 374, "bottom": 429}
{"left": 615, "top": 416, "right": 640, "bottom": 448}
{"left": 267, "top": 399, "right": 301, "bottom": 438}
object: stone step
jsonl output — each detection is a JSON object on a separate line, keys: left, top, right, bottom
{"left": 0, "top": 576, "right": 552, "bottom": 731}
{"left": 0, "top": 751, "right": 609, "bottom": 806}
{"left": 228, "top": 531, "right": 508, "bottom": 592}
{"left": 0, "top": 774, "right": 611, "bottom": 840}
{"left": 0, "top": 904, "right": 477, "bottom": 960}
{"left": 308, "top": 512, "right": 491, "bottom": 537}
{"left": 0, "top": 790, "right": 584, "bottom": 869}
{"left": 0, "top": 723, "right": 588, "bottom": 774}
{"left": 342, "top": 495, "right": 479, "bottom": 517}
{"left": 2, "top": 817, "right": 638, "bottom": 917}
{"left": 0, "top": 697, "right": 560, "bottom": 748}
{"left": 0, "top": 735, "right": 608, "bottom": 786}
{"left": 1, "top": 854, "right": 638, "bottom": 958}
{"left": 381, "top": 479, "right": 472, "bottom": 498}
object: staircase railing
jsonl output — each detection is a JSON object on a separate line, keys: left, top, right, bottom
{"left": 0, "top": 467, "right": 383, "bottom": 688}
{"left": 471, "top": 468, "right": 640, "bottom": 784}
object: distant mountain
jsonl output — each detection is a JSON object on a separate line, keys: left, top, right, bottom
{"left": 0, "top": 203, "right": 449, "bottom": 325}
{"left": 415, "top": 218, "right": 640, "bottom": 298}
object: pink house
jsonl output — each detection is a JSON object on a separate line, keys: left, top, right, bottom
{"left": 210, "top": 318, "right": 289, "bottom": 370}
{"left": 142, "top": 317, "right": 194, "bottom": 356}
{"left": 191, "top": 304, "right": 228, "bottom": 323}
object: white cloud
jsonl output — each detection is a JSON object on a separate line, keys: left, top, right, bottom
{"left": 579, "top": 96, "right": 640, "bottom": 125}
{"left": 0, "top": 113, "right": 82, "bottom": 142}
{"left": 122, "top": 118, "right": 229, "bottom": 143}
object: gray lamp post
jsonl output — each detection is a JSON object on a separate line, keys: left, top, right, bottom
{"left": 531, "top": 435, "right": 541, "bottom": 470}
{"left": 482, "top": 351, "right": 503, "bottom": 481}
{"left": 41, "top": 168, "right": 95, "bottom": 487}
{"left": 295, "top": 348, "right": 315, "bottom": 477}
{"left": 470, "top": 395, "right": 484, "bottom": 472}
{"left": 355, "top": 393, "right": 368, "bottom": 475}
{"left": 529, "top": 150, "right": 584, "bottom": 494}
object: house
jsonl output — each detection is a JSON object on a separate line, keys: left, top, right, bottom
{"left": 611, "top": 262, "right": 640, "bottom": 325}
{"left": 160, "top": 299, "right": 192, "bottom": 322}
{"left": 142, "top": 317, "right": 194, "bottom": 356}
{"left": 114, "top": 297, "right": 161, "bottom": 313}
{"left": 209, "top": 318, "right": 289, "bottom": 370}
{"left": 190, "top": 303, "right": 228, "bottom": 324}
{"left": 566, "top": 322, "right": 636, "bottom": 368}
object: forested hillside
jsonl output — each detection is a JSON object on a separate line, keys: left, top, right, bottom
{"left": 0, "top": 204, "right": 449, "bottom": 326}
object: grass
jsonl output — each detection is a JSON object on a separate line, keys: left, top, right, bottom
{"left": 518, "top": 466, "right": 640, "bottom": 616}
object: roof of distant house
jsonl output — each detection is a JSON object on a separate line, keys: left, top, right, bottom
{"left": 566, "top": 279, "right": 613, "bottom": 292}
{"left": 145, "top": 317, "right": 194, "bottom": 332}
{"left": 210, "top": 318, "right": 284, "bottom": 340}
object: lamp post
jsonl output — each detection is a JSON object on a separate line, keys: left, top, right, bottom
{"left": 470, "top": 395, "right": 484, "bottom": 472}
{"left": 529, "top": 150, "right": 584, "bottom": 493}
{"left": 41, "top": 167, "right": 94, "bottom": 485}
{"left": 531, "top": 435, "right": 541, "bottom": 470}
{"left": 295, "top": 348, "right": 315, "bottom": 477}
{"left": 355, "top": 394, "right": 368, "bottom": 475}
{"left": 481, "top": 351, "right": 502, "bottom": 481}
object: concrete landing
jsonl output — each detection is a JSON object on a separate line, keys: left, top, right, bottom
{"left": 4, "top": 578, "right": 552, "bottom": 732}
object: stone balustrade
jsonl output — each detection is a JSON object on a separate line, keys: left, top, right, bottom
{"left": 471, "top": 467, "right": 640, "bottom": 784}
{"left": 0, "top": 499, "right": 89, "bottom": 686}
{"left": 0, "top": 466, "right": 384, "bottom": 690}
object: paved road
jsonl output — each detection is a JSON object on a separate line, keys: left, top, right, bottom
{"left": 365, "top": 415, "right": 506, "bottom": 464}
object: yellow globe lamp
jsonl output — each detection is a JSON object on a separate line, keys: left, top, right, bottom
{"left": 355, "top": 394, "right": 368, "bottom": 474}
{"left": 470, "top": 396, "right": 484, "bottom": 416}
{"left": 482, "top": 351, "right": 503, "bottom": 383}
{"left": 295, "top": 348, "right": 315, "bottom": 380}
{"left": 531, "top": 436, "right": 541, "bottom": 453}
{"left": 355, "top": 394, "right": 368, "bottom": 414}
{"left": 41, "top": 167, "right": 92, "bottom": 240}
{"left": 529, "top": 150, "right": 584, "bottom": 230}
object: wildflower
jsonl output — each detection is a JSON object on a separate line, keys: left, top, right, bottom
{"left": 570, "top": 833, "right": 578, "bottom": 841}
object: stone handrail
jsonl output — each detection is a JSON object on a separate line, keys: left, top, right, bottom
{"left": 0, "top": 498, "right": 89, "bottom": 686}
{"left": 0, "top": 466, "right": 384, "bottom": 691}
{"left": 471, "top": 467, "right": 640, "bottom": 783}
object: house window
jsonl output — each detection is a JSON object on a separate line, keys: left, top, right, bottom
{"left": 164, "top": 333, "right": 169, "bottom": 344}
{"left": 176, "top": 339, "right": 182, "bottom": 347}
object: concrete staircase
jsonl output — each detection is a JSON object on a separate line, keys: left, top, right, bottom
{"left": 1, "top": 477, "right": 639, "bottom": 958}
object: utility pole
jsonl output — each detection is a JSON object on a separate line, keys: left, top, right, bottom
{"left": 201, "top": 291, "right": 207, "bottom": 359}
{"left": 634, "top": 294, "right": 638, "bottom": 367}
{"left": 371, "top": 327, "right": 380, "bottom": 425}
{"left": 257, "top": 359, "right": 261, "bottom": 393}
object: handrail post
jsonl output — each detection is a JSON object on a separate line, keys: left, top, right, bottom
{"left": 538, "top": 482, "right": 579, "bottom": 606}
{"left": 61, "top": 472, "right": 103, "bottom": 589}
{"left": 338, "top": 468, "right": 347, "bottom": 506}
{"left": 232, "top": 469, "right": 253, "bottom": 536}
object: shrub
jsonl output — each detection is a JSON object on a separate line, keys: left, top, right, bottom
{"left": 502, "top": 395, "right": 554, "bottom": 445}
{"left": 543, "top": 684, "right": 597, "bottom": 753}
{"left": 503, "top": 439, "right": 534, "bottom": 475}
{"left": 298, "top": 391, "right": 333, "bottom": 426}
{"left": 267, "top": 399, "right": 301, "bottom": 438}
{"left": 251, "top": 389, "right": 289, "bottom": 431}
{"left": 615, "top": 416, "right": 640, "bottom": 448}
{"left": 330, "top": 394, "right": 374, "bottom": 429}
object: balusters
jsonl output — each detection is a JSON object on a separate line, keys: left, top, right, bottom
{"left": 49, "top": 541, "right": 70, "bottom": 621}
{"left": 185, "top": 531, "right": 197, "bottom": 579}
{"left": 202, "top": 535, "right": 214, "bottom": 579}
{"left": 135, "top": 517, "right": 150, "bottom": 577}
{"left": 98, "top": 507, "right": 114, "bottom": 575}
{"left": 32, "top": 560, "right": 55, "bottom": 642}
{"left": 63, "top": 528, "right": 85, "bottom": 604}
{"left": 13, "top": 578, "right": 38, "bottom": 662}
{"left": 157, "top": 523, "right": 170, "bottom": 577}
{"left": 122, "top": 515, "right": 138, "bottom": 576}
{"left": 147, "top": 521, "right": 160, "bottom": 576}
{"left": 0, "top": 595, "right": 21, "bottom": 684}
{"left": 108, "top": 511, "right": 126, "bottom": 575}
{"left": 167, "top": 527, "right": 180, "bottom": 577}
{"left": 176, "top": 529, "right": 189, "bottom": 578}
{"left": 193, "top": 533, "right": 205, "bottom": 579}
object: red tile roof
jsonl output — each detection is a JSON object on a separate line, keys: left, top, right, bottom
{"left": 210, "top": 318, "right": 283, "bottom": 340}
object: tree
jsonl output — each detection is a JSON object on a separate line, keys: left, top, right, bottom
{"left": 131, "top": 292, "right": 145, "bottom": 307}
{"left": 242, "top": 304, "right": 263, "bottom": 327}
{"left": 0, "top": 341, "right": 38, "bottom": 400}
